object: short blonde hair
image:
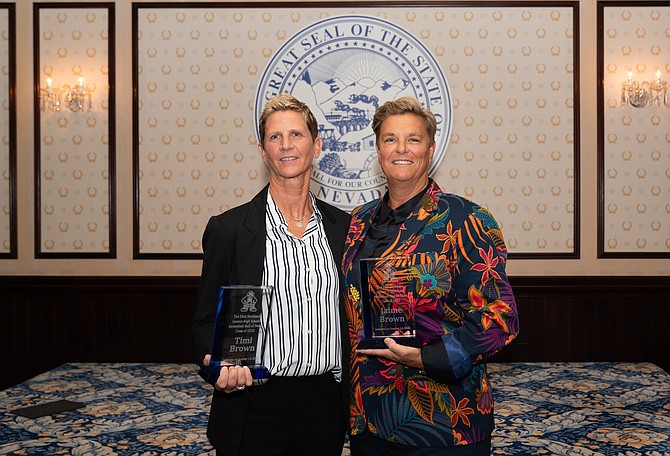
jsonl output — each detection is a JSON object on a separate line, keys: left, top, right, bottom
{"left": 258, "top": 93, "right": 319, "bottom": 143}
{"left": 371, "top": 96, "right": 437, "bottom": 145}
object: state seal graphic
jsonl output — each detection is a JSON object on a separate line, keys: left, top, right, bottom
{"left": 255, "top": 15, "right": 452, "bottom": 211}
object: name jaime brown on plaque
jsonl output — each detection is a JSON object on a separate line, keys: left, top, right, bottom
{"left": 379, "top": 307, "right": 406, "bottom": 324}
{"left": 359, "top": 257, "right": 421, "bottom": 348}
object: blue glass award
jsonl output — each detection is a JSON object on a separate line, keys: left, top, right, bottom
{"left": 199, "top": 285, "right": 274, "bottom": 386}
{"left": 359, "top": 257, "right": 421, "bottom": 349}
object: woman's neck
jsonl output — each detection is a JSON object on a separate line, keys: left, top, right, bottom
{"left": 268, "top": 174, "right": 311, "bottom": 211}
{"left": 387, "top": 178, "right": 429, "bottom": 210}
{"left": 268, "top": 176, "right": 313, "bottom": 236}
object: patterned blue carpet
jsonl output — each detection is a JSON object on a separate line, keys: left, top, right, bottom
{"left": 487, "top": 362, "right": 670, "bottom": 455}
{"left": 1, "top": 362, "right": 668, "bottom": 455}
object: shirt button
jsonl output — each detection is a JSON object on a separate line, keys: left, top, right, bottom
{"left": 307, "top": 330, "right": 312, "bottom": 335}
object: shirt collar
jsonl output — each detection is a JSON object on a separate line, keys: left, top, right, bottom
{"left": 266, "top": 191, "right": 322, "bottom": 229}
{"left": 379, "top": 181, "right": 431, "bottom": 224}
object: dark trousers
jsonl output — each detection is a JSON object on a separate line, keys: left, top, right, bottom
{"left": 220, "top": 372, "right": 344, "bottom": 456}
{"left": 350, "top": 431, "right": 491, "bottom": 456}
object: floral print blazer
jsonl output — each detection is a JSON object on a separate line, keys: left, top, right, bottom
{"left": 342, "top": 180, "right": 519, "bottom": 447}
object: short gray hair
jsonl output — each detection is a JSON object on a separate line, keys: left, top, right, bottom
{"left": 258, "top": 93, "right": 319, "bottom": 143}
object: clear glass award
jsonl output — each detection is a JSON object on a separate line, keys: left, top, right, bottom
{"left": 359, "top": 257, "right": 421, "bottom": 349}
{"left": 199, "top": 285, "right": 274, "bottom": 386}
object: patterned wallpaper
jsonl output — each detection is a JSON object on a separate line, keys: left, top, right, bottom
{"left": 0, "top": 0, "right": 667, "bottom": 275}
{"left": 136, "top": 6, "right": 577, "bottom": 256}
{"left": 0, "top": 7, "right": 10, "bottom": 255}
{"left": 601, "top": 5, "right": 670, "bottom": 255}
{"left": 37, "top": 7, "right": 111, "bottom": 255}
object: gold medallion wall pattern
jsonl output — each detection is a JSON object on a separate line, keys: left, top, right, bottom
{"left": 136, "top": 6, "right": 577, "bottom": 256}
{"left": 38, "top": 8, "right": 111, "bottom": 255}
{"left": 602, "top": 6, "right": 670, "bottom": 254}
{"left": 0, "top": 8, "right": 10, "bottom": 255}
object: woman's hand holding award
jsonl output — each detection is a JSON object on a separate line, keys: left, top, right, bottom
{"left": 199, "top": 285, "right": 274, "bottom": 386}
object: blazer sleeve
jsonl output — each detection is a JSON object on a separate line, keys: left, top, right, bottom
{"left": 422, "top": 202, "right": 519, "bottom": 384}
{"left": 192, "top": 214, "right": 236, "bottom": 364}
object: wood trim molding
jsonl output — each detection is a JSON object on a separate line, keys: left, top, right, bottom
{"left": 1, "top": 275, "right": 668, "bottom": 389}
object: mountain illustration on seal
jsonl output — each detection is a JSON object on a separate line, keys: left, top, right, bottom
{"left": 291, "top": 52, "right": 415, "bottom": 180}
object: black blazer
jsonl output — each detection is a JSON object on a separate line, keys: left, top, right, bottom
{"left": 192, "top": 184, "right": 351, "bottom": 453}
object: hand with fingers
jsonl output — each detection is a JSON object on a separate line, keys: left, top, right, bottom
{"left": 203, "top": 355, "right": 253, "bottom": 393}
{"left": 356, "top": 338, "right": 424, "bottom": 370}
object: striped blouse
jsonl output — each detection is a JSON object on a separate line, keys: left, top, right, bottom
{"left": 262, "top": 192, "right": 342, "bottom": 380}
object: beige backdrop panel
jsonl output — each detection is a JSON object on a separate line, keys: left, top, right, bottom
{"left": 38, "top": 7, "right": 110, "bottom": 254}
{"left": 0, "top": 8, "right": 10, "bottom": 254}
{"left": 603, "top": 5, "right": 670, "bottom": 254}
{"left": 137, "top": 6, "right": 576, "bottom": 255}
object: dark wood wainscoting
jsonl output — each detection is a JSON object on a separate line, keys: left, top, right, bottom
{"left": 1, "top": 276, "right": 668, "bottom": 390}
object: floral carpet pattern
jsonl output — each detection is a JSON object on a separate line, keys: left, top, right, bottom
{"left": 0, "top": 362, "right": 668, "bottom": 455}
{"left": 488, "top": 362, "right": 670, "bottom": 455}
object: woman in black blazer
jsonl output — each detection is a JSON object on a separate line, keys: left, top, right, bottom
{"left": 192, "top": 94, "right": 351, "bottom": 456}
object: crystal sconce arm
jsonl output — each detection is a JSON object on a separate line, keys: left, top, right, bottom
{"left": 39, "top": 77, "right": 92, "bottom": 113}
{"left": 621, "top": 70, "right": 668, "bottom": 108}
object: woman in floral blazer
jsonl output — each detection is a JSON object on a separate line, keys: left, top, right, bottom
{"left": 342, "top": 97, "right": 519, "bottom": 455}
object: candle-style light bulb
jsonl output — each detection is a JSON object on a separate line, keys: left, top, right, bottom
{"left": 46, "top": 77, "right": 52, "bottom": 91}
{"left": 627, "top": 71, "right": 633, "bottom": 85}
{"left": 78, "top": 77, "right": 84, "bottom": 90}
{"left": 656, "top": 69, "right": 662, "bottom": 84}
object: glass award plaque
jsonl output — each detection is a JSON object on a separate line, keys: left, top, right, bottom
{"left": 199, "top": 285, "right": 274, "bottom": 386}
{"left": 359, "top": 257, "right": 421, "bottom": 349}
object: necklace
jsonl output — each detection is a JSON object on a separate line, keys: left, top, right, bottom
{"left": 287, "top": 212, "right": 311, "bottom": 228}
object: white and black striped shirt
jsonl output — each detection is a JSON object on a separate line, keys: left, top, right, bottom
{"left": 262, "top": 192, "right": 342, "bottom": 380}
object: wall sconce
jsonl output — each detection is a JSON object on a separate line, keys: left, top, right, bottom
{"left": 620, "top": 70, "right": 668, "bottom": 108}
{"left": 39, "top": 77, "right": 92, "bottom": 113}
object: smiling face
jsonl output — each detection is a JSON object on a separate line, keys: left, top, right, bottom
{"left": 377, "top": 113, "right": 435, "bottom": 194}
{"left": 259, "top": 110, "right": 322, "bottom": 182}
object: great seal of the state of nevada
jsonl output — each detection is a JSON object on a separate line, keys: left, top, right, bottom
{"left": 255, "top": 15, "right": 452, "bottom": 211}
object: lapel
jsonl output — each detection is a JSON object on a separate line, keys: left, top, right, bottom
{"left": 317, "top": 199, "right": 347, "bottom": 262}
{"left": 234, "top": 186, "right": 350, "bottom": 285}
{"left": 343, "top": 180, "right": 443, "bottom": 274}
{"left": 342, "top": 199, "right": 382, "bottom": 275}
{"left": 394, "top": 180, "right": 443, "bottom": 255}
{"left": 236, "top": 185, "right": 269, "bottom": 285}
